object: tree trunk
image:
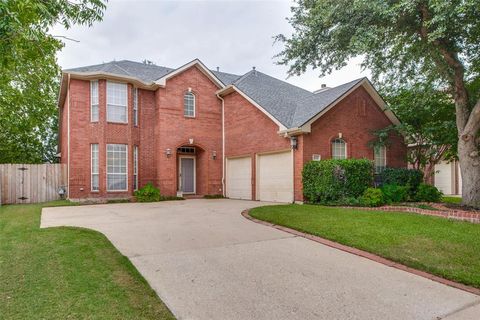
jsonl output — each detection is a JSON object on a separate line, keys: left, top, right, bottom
{"left": 458, "top": 138, "right": 480, "bottom": 207}
{"left": 423, "top": 162, "right": 435, "bottom": 185}
{"left": 457, "top": 99, "right": 480, "bottom": 208}
{"left": 457, "top": 98, "right": 480, "bottom": 207}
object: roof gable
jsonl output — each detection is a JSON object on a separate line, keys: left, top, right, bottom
{"left": 291, "top": 78, "right": 365, "bottom": 128}
{"left": 155, "top": 59, "right": 227, "bottom": 88}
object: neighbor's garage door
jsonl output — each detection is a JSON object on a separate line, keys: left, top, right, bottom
{"left": 434, "top": 161, "right": 453, "bottom": 195}
{"left": 226, "top": 157, "right": 252, "bottom": 200}
{"left": 257, "top": 151, "right": 293, "bottom": 203}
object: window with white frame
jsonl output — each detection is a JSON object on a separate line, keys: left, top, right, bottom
{"left": 332, "top": 138, "right": 347, "bottom": 159}
{"left": 91, "top": 144, "right": 99, "bottom": 191}
{"left": 133, "top": 88, "right": 138, "bottom": 126}
{"left": 107, "top": 82, "right": 128, "bottom": 123}
{"left": 133, "top": 145, "right": 138, "bottom": 191}
{"left": 184, "top": 91, "right": 195, "bottom": 117}
{"left": 106, "top": 144, "right": 127, "bottom": 191}
{"left": 90, "top": 81, "right": 99, "bottom": 122}
{"left": 374, "top": 145, "right": 387, "bottom": 173}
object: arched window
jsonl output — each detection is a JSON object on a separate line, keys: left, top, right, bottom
{"left": 184, "top": 92, "right": 195, "bottom": 117}
{"left": 331, "top": 138, "right": 347, "bottom": 159}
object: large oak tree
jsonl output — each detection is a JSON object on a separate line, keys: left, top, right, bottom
{"left": 0, "top": 0, "right": 106, "bottom": 163}
{"left": 276, "top": 0, "right": 480, "bottom": 207}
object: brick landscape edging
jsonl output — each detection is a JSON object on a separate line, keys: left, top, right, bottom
{"left": 339, "top": 205, "right": 480, "bottom": 224}
{"left": 241, "top": 209, "right": 480, "bottom": 296}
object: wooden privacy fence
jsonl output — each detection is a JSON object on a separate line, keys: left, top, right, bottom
{"left": 0, "top": 164, "right": 67, "bottom": 205}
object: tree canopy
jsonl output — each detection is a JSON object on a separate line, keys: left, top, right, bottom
{"left": 374, "top": 84, "right": 457, "bottom": 182}
{"left": 0, "top": 0, "right": 106, "bottom": 163}
{"left": 276, "top": 0, "right": 480, "bottom": 206}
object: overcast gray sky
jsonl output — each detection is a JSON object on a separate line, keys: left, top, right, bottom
{"left": 51, "top": 0, "right": 370, "bottom": 91}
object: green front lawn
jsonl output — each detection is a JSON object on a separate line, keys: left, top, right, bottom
{"left": 0, "top": 201, "right": 175, "bottom": 320}
{"left": 442, "top": 196, "right": 462, "bottom": 204}
{"left": 250, "top": 205, "right": 480, "bottom": 289}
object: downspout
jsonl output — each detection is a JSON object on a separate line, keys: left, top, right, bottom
{"left": 67, "top": 73, "right": 71, "bottom": 199}
{"left": 216, "top": 94, "right": 226, "bottom": 197}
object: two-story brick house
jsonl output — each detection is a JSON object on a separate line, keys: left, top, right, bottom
{"left": 57, "top": 58, "right": 406, "bottom": 202}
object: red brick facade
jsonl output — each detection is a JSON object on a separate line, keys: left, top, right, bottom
{"left": 60, "top": 65, "right": 406, "bottom": 201}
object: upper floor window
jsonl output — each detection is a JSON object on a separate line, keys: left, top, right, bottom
{"left": 184, "top": 91, "right": 195, "bottom": 117}
{"left": 332, "top": 138, "right": 347, "bottom": 159}
{"left": 107, "top": 81, "right": 128, "bottom": 123}
{"left": 374, "top": 146, "right": 387, "bottom": 173}
{"left": 133, "top": 88, "right": 138, "bottom": 126}
{"left": 90, "top": 81, "right": 99, "bottom": 122}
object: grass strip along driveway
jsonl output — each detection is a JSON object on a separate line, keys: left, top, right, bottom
{"left": 250, "top": 204, "right": 480, "bottom": 289}
{"left": 0, "top": 201, "right": 175, "bottom": 320}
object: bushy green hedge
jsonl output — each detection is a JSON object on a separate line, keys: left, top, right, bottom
{"left": 381, "top": 184, "right": 409, "bottom": 204}
{"left": 134, "top": 183, "right": 161, "bottom": 202}
{"left": 360, "top": 188, "right": 385, "bottom": 207}
{"left": 303, "top": 159, "right": 374, "bottom": 203}
{"left": 415, "top": 183, "right": 443, "bottom": 202}
{"left": 379, "top": 168, "right": 423, "bottom": 197}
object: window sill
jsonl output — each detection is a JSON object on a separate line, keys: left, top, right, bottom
{"left": 184, "top": 115, "right": 196, "bottom": 119}
{"left": 106, "top": 190, "right": 129, "bottom": 193}
{"left": 106, "top": 121, "right": 128, "bottom": 125}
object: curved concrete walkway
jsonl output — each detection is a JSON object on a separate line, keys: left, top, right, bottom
{"left": 41, "top": 199, "right": 480, "bottom": 320}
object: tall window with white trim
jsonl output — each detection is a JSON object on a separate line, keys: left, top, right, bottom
{"left": 374, "top": 146, "right": 387, "bottom": 173}
{"left": 91, "top": 144, "right": 99, "bottom": 191}
{"left": 133, "top": 87, "right": 138, "bottom": 126}
{"left": 133, "top": 145, "right": 138, "bottom": 191}
{"left": 90, "top": 81, "right": 99, "bottom": 122}
{"left": 184, "top": 92, "right": 195, "bottom": 117}
{"left": 106, "top": 144, "right": 127, "bottom": 191}
{"left": 332, "top": 138, "right": 347, "bottom": 159}
{"left": 107, "top": 82, "right": 128, "bottom": 123}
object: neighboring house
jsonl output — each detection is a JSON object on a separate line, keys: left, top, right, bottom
{"left": 434, "top": 160, "right": 462, "bottom": 196}
{"left": 57, "top": 58, "right": 406, "bottom": 202}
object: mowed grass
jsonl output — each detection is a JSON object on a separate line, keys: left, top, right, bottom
{"left": 250, "top": 204, "right": 480, "bottom": 288}
{"left": 0, "top": 201, "right": 175, "bottom": 320}
{"left": 442, "top": 196, "right": 462, "bottom": 204}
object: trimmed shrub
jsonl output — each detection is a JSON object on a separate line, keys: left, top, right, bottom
{"left": 415, "top": 183, "right": 443, "bottom": 202}
{"left": 379, "top": 168, "right": 423, "bottom": 199}
{"left": 360, "top": 188, "right": 385, "bottom": 207}
{"left": 381, "top": 184, "right": 409, "bottom": 204}
{"left": 134, "top": 183, "right": 161, "bottom": 202}
{"left": 303, "top": 159, "right": 374, "bottom": 203}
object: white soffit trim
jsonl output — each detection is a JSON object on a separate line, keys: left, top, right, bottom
{"left": 217, "top": 85, "right": 287, "bottom": 131}
{"left": 66, "top": 71, "right": 157, "bottom": 89}
{"left": 300, "top": 79, "right": 401, "bottom": 131}
{"left": 155, "top": 59, "right": 225, "bottom": 88}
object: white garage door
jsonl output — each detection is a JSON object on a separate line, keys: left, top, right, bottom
{"left": 257, "top": 151, "right": 293, "bottom": 203}
{"left": 434, "top": 161, "right": 453, "bottom": 194}
{"left": 226, "top": 157, "right": 252, "bottom": 200}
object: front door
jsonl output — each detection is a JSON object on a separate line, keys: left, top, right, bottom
{"left": 179, "top": 157, "right": 195, "bottom": 194}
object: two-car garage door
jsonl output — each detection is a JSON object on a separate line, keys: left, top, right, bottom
{"left": 226, "top": 151, "right": 293, "bottom": 203}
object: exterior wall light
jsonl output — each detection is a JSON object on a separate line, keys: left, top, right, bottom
{"left": 165, "top": 148, "right": 172, "bottom": 158}
{"left": 290, "top": 136, "right": 298, "bottom": 150}
{"left": 212, "top": 150, "right": 217, "bottom": 160}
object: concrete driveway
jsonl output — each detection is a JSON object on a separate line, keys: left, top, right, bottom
{"left": 41, "top": 199, "right": 480, "bottom": 320}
